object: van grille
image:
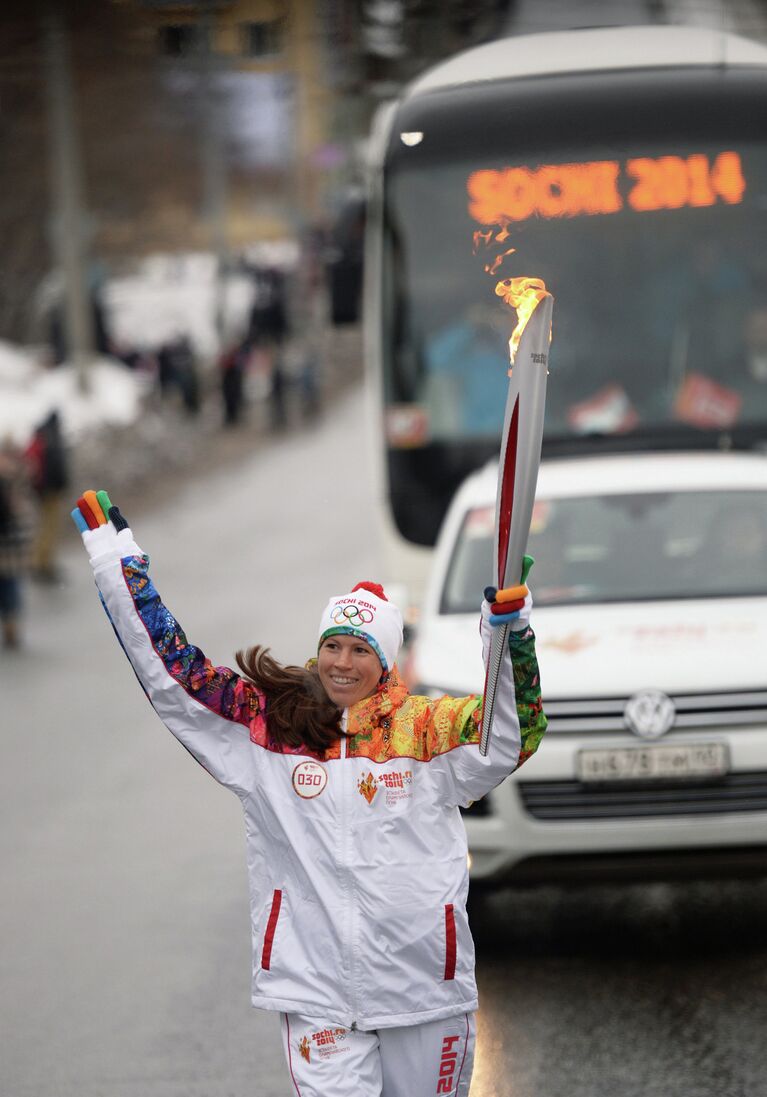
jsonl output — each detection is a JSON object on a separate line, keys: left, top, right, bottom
{"left": 518, "top": 771, "right": 767, "bottom": 820}
{"left": 543, "top": 690, "right": 767, "bottom": 734}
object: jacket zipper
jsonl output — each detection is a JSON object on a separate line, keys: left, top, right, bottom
{"left": 339, "top": 713, "right": 360, "bottom": 1029}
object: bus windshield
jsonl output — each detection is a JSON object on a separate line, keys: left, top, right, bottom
{"left": 383, "top": 76, "right": 767, "bottom": 446}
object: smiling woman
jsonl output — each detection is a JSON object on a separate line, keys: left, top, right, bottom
{"left": 317, "top": 634, "right": 383, "bottom": 707}
{"left": 234, "top": 582, "right": 404, "bottom": 748}
{"left": 70, "top": 491, "right": 547, "bottom": 1097}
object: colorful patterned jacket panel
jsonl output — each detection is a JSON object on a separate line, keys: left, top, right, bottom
{"left": 341, "top": 626, "right": 546, "bottom": 771}
{"left": 88, "top": 548, "right": 264, "bottom": 793}
{"left": 116, "top": 554, "right": 332, "bottom": 762}
{"left": 118, "top": 553, "right": 545, "bottom": 776}
{"left": 122, "top": 555, "right": 265, "bottom": 732}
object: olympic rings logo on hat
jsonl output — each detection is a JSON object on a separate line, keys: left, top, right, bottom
{"left": 331, "top": 603, "right": 374, "bottom": 627}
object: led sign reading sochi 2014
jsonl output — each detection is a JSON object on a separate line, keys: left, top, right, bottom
{"left": 467, "top": 152, "right": 746, "bottom": 223}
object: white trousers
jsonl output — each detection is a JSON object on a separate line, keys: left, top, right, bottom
{"left": 280, "top": 1011, "right": 476, "bottom": 1097}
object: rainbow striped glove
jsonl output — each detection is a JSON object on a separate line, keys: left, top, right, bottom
{"left": 71, "top": 490, "right": 143, "bottom": 564}
{"left": 483, "top": 554, "right": 534, "bottom": 630}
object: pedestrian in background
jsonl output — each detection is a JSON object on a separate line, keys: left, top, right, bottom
{"left": 248, "top": 267, "right": 290, "bottom": 429}
{"left": 219, "top": 339, "right": 248, "bottom": 427}
{"left": 157, "top": 335, "right": 200, "bottom": 416}
{"left": 0, "top": 439, "right": 34, "bottom": 650}
{"left": 71, "top": 489, "right": 547, "bottom": 1096}
{"left": 25, "top": 410, "right": 69, "bottom": 584}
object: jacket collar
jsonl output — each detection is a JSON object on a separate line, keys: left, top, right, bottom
{"left": 348, "top": 665, "right": 409, "bottom": 725}
{"left": 305, "top": 659, "right": 410, "bottom": 730}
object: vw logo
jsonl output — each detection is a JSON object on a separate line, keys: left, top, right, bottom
{"left": 623, "top": 690, "right": 676, "bottom": 740}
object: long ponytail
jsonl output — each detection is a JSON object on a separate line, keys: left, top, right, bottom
{"left": 235, "top": 645, "right": 341, "bottom": 754}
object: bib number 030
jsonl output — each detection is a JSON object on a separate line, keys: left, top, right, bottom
{"left": 292, "top": 761, "right": 328, "bottom": 798}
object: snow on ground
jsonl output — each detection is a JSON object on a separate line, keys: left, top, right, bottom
{"left": 104, "top": 252, "right": 261, "bottom": 359}
{"left": 1, "top": 246, "right": 301, "bottom": 448}
{"left": 0, "top": 341, "right": 145, "bottom": 447}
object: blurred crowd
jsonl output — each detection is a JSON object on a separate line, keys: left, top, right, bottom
{"left": 100, "top": 256, "right": 324, "bottom": 428}
{"left": 1, "top": 229, "right": 358, "bottom": 654}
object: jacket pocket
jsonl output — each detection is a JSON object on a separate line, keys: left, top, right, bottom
{"left": 260, "top": 889, "right": 283, "bottom": 971}
{"left": 443, "top": 903, "right": 457, "bottom": 981}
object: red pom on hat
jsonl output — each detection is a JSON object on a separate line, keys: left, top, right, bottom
{"left": 351, "top": 581, "right": 388, "bottom": 601}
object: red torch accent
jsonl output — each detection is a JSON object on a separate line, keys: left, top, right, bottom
{"left": 496, "top": 397, "right": 519, "bottom": 590}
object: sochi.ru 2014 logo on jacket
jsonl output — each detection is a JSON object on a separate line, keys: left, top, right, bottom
{"left": 357, "top": 771, "right": 378, "bottom": 804}
{"left": 358, "top": 769, "right": 414, "bottom": 806}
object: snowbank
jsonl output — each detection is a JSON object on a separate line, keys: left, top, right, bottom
{"left": 0, "top": 341, "right": 144, "bottom": 447}
{"left": 104, "top": 253, "right": 259, "bottom": 359}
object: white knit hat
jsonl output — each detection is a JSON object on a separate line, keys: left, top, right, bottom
{"left": 318, "top": 582, "right": 404, "bottom": 672}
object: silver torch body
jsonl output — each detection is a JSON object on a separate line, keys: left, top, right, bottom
{"left": 480, "top": 292, "right": 553, "bottom": 756}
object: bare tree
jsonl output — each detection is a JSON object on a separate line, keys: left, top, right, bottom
{"left": 0, "top": 0, "right": 201, "bottom": 344}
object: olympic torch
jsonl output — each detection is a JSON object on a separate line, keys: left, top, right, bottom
{"left": 480, "top": 287, "right": 553, "bottom": 756}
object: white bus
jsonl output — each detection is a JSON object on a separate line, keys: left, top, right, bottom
{"left": 364, "top": 25, "right": 767, "bottom": 595}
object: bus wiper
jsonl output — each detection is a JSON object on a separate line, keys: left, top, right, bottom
{"left": 543, "top": 424, "right": 767, "bottom": 457}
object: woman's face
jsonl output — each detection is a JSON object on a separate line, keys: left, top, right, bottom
{"left": 318, "top": 634, "right": 383, "bottom": 707}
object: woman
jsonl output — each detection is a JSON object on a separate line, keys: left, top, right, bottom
{"left": 72, "top": 488, "right": 547, "bottom": 1097}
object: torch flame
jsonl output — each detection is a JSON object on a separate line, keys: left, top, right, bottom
{"left": 472, "top": 229, "right": 494, "bottom": 252}
{"left": 470, "top": 184, "right": 549, "bottom": 365}
{"left": 495, "top": 276, "right": 549, "bottom": 364}
{"left": 484, "top": 248, "right": 516, "bottom": 277}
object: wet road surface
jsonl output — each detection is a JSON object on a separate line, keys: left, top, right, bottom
{"left": 470, "top": 879, "right": 767, "bottom": 1097}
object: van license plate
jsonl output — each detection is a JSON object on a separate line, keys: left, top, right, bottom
{"left": 577, "top": 742, "right": 729, "bottom": 783}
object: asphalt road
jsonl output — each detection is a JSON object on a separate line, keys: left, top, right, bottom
{"left": 470, "top": 879, "right": 767, "bottom": 1097}
{"left": 2, "top": 384, "right": 767, "bottom": 1097}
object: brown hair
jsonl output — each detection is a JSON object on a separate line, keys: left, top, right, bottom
{"left": 235, "top": 645, "right": 342, "bottom": 754}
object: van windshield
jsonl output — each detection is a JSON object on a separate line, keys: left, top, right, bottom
{"left": 441, "top": 490, "right": 767, "bottom": 611}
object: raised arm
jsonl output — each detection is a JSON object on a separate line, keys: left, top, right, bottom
{"left": 423, "top": 571, "right": 547, "bottom": 808}
{"left": 73, "top": 490, "right": 263, "bottom": 795}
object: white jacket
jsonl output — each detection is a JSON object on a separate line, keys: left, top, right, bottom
{"left": 84, "top": 522, "right": 546, "bottom": 1030}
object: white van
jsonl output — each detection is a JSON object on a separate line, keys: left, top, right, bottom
{"left": 407, "top": 451, "right": 767, "bottom": 884}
